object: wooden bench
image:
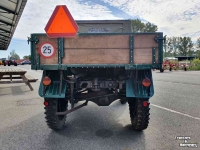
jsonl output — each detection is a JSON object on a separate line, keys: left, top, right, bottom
{"left": 0, "top": 69, "right": 38, "bottom": 91}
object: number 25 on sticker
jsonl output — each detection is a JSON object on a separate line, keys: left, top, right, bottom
{"left": 38, "top": 42, "right": 56, "bottom": 58}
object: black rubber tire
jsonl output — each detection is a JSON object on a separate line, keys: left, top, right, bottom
{"left": 44, "top": 98, "right": 68, "bottom": 130}
{"left": 128, "top": 98, "right": 150, "bottom": 131}
{"left": 160, "top": 69, "right": 164, "bottom": 73}
{"left": 169, "top": 68, "right": 172, "bottom": 71}
{"left": 8, "top": 63, "right": 10, "bottom": 66}
{"left": 184, "top": 68, "right": 187, "bottom": 71}
{"left": 3, "top": 63, "right": 6, "bottom": 66}
{"left": 119, "top": 83, "right": 127, "bottom": 104}
{"left": 120, "top": 99, "right": 127, "bottom": 104}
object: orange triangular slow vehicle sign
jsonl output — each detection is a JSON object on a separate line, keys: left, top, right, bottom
{"left": 45, "top": 5, "right": 78, "bottom": 38}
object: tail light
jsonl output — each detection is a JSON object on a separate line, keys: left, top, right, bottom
{"left": 142, "top": 77, "right": 151, "bottom": 87}
{"left": 42, "top": 76, "right": 51, "bottom": 86}
{"left": 44, "top": 101, "right": 49, "bottom": 106}
{"left": 143, "top": 101, "right": 149, "bottom": 107}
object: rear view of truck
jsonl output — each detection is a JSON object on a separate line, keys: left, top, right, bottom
{"left": 29, "top": 19, "right": 164, "bottom": 131}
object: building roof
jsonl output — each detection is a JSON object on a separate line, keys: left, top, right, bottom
{"left": 175, "top": 56, "right": 195, "bottom": 61}
{"left": 0, "top": 0, "right": 27, "bottom": 50}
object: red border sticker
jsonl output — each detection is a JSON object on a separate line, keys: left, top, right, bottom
{"left": 38, "top": 42, "right": 56, "bottom": 58}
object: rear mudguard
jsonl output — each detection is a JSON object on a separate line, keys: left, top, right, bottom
{"left": 126, "top": 69, "right": 154, "bottom": 98}
{"left": 38, "top": 70, "right": 67, "bottom": 98}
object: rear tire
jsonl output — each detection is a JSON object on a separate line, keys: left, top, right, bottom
{"left": 44, "top": 98, "right": 68, "bottom": 130}
{"left": 160, "top": 69, "right": 164, "bottom": 72}
{"left": 128, "top": 98, "right": 150, "bottom": 131}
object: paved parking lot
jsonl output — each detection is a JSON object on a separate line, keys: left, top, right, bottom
{"left": 0, "top": 65, "right": 199, "bottom": 150}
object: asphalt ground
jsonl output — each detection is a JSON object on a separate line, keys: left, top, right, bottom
{"left": 0, "top": 65, "right": 199, "bottom": 150}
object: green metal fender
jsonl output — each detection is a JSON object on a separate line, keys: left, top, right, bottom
{"left": 38, "top": 70, "right": 67, "bottom": 98}
{"left": 126, "top": 69, "right": 154, "bottom": 98}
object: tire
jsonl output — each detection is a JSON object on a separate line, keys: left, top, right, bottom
{"left": 119, "top": 83, "right": 127, "bottom": 104}
{"left": 8, "top": 62, "right": 10, "bottom": 66}
{"left": 169, "top": 68, "right": 172, "bottom": 71}
{"left": 44, "top": 98, "right": 68, "bottom": 130}
{"left": 120, "top": 99, "right": 127, "bottom": 104}
{"left": 3, "top": 63, "right": 6, "bottom": 66}
{"left": 184, "top": 68, "right": 187, "bottom": 71}
{"left": 128, "top": 98, "right": 150, "bottom": 131}
{"left": 160, "top": 69, "right": 164, "bottom": 73}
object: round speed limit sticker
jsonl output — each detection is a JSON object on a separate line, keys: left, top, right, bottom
{"left": 38, "top": 42, "right": 56, "bottom": 58}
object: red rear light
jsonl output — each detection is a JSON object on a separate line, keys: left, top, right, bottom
{"left": 142, "top": 78, "right": 151, "bottom": 87}
{"left": 42, "top": 76, "right": 51, "bottom": 86}
{"left": 143, "top": 101, "right": 149, "bottom": 107}
{"left": 44, "top": 101, "right": 49, "bottom": 106}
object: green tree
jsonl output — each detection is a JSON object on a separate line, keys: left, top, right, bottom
{"left": 8, "top": 49, "right": 20, "bottom": 60}
{"left": 131, "top": 19, "right": 158, "bottom": 32}
{"left": 164, "top": 37, "right": 176, "bottom": 57}
{"left": 178, "top": 37, "right": 193, "bottom": 56}
{"left": 196, "top": 37, "right": 200, "bottom": 49}
{"left": 195, "top": 38, "right": 200, "bottom": 58}
{"left": 23, "top": 55, "right": 31, "bottom": 60}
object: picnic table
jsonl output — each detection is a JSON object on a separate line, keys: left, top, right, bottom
{"left": 0, "top": 69, "right": 38, "bottom": 91}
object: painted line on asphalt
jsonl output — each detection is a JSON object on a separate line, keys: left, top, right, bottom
{"left": 151, "top": 104, "right": 200, "bottom": 121}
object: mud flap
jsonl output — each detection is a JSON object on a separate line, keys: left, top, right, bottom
{"left": 38, "top": 70, "right": 67, "bottom": 98}
{"left": 126, "top": 69, "right": 154, "bottom": 98}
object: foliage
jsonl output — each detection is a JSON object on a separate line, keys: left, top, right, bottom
{"left": 196, "top": 37, "right": 200, "bottom": 49}
{"left": 164, "top": 36, "right": 194, "bottom": 57}
{"left": 8, "top": 49, "right": 20, "bottom": 60}
{"left": 189, "top": 58, "right": 200, "bottom": 70}
{"left": 195, "top": 38, "right": 200, "bottom": 58}
{"left": 195, "top": 50, "right": 200, "bottom": 58}
{"left": 131, "top": 19, "right": 158, "bottom": 32}
{"left": 23, "top": 55, "right": 31, "bottom": 60}
{"left": 164, "top": 37, "right": 180, "bottom": 57}
{"left": 178, "top": 37, "right": 193, "bottom": 56}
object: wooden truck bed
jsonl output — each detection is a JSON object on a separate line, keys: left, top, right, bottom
{"left": 30, "top": 33, "right": 163, "bottom": 70}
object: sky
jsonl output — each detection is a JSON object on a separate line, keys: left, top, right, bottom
{"left": 0, "top": 0, "right": 200, "bottom": 58}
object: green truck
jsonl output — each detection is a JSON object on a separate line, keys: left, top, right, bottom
{"left": 29, "top": 20, "right": 165, "bottom": 131}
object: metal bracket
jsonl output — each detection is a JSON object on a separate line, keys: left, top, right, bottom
{"left": 129, "top": 35, "right": 134, "bottom": 64}
{"left": 27, "top": 37, "right": 39, "bottom": 45}
{"left": 154, "top": 35, "right": 167, "bottom": 43}
{"left": 58, "top": 38, "right": 64, "bottom": 69}
{"left": 152, "top": 47, "right": 156, "bottom": 64}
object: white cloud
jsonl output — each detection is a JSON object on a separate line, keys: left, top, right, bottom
{"left": 102, "top": 0, "right": 200, "bottom": 40}
{"left": 13, "top": 0, "right": 200, "bottom": 41}
{"left": 13, "top": 0, "right": 121, "bottom": 40}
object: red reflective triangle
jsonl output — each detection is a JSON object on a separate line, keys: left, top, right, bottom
{"left": 45, "top": 5, "right": 78, "bottom": 38}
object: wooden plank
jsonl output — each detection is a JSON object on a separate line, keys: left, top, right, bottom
{"left": 62, "top": 48, "right": 129, "bottom": 64}
{"left": 25, "top": 75, "right": 38, "bottom": 82}
{"left": 134, "top": 48, "right": 159, "bottom": 64}
{"left": 1, "top": 77, "right": 22, "bottom": 79}
{"left": 20, "top": 75, "right": 33, "bottom": 91}
{"left": 64, "top": 35, "right": 129, "bottom": 49}
{"left": 134, "top": 34, "right": 158, "bottom": 48}
{"left": 33, "top": 34, "right": 161, "bottom": 65}
{"left": 0, "top": 81, "right": 25, "bottom": 84}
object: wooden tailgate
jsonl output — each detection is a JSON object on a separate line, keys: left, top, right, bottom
{"left": 36, "top": 34, "right": 159, "bottom": 65}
